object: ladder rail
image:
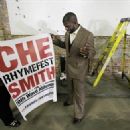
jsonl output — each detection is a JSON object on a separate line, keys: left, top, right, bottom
{"left": 121, "top": 32, "right": 127, "bottom": 78}
{"left": 92, "top": 22, "right": 124, "bottom": 75}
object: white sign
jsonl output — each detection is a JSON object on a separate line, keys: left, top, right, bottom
{"left": 0, "top": 34, "right": 57, "bottom": 120}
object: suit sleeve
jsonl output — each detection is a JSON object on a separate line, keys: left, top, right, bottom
{"left": 86, "top": 32, "right": 96, "bottom": 73}
{"left": 87, "top": 32, "right": 96, "bottom": 59}
{"left": 53, "top": 37, "right": 66, "bottom": 49}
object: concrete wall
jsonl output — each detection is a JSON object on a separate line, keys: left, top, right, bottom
{"left": 5, "top": 0, "right": 130, "bottom": 36}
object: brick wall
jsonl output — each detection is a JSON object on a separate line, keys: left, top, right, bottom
{"left": 94, "top": 36, "right": 130, "bottom": 75}
{"left": 0, "top": 0, "right": 11, "bottom": 40}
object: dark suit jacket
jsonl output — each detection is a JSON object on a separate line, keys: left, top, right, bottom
{"left": 54, "top": 26, "right": 96, "bottom": 80}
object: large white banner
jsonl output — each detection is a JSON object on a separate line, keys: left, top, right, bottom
{"left": 0, "top": 34, "right": 57, "bottom": 120}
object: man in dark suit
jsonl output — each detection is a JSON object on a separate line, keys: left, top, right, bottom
{"left": 0, "top": 79, "right": 21, "bottom": 127}
{"left": 52, "top": 12, "right": 95, "bottom": 124}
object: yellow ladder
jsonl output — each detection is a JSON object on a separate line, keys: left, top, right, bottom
{"left": 92, "top": 18, "right": 130, "bottom": 87}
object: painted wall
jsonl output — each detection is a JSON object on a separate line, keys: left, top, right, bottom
{"left": 6, "top": 0, "right": 130, "bottom": 36}
{"left": 1, "top": 0, "right": 130, "bottom": 76}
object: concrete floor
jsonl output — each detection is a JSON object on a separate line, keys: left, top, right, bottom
{"left": 1, "top": 74, "right": 130, "bottom": 130}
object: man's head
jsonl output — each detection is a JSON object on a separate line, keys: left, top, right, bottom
{"left": 63, "top": 12, "right": 79, "bottom": 33}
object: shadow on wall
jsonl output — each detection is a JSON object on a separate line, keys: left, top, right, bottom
{"left": 37, "top": 20, "right": 58, "bottom": 35}
{"left": 88, "top": 19, "right": 114, "bottom": 36}
{"left": 16, "top": 21, "right": 38, "bottom": 34}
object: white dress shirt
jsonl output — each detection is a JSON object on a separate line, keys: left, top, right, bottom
{"left": 70, "top": 25, "right": 81, "bottom": 44}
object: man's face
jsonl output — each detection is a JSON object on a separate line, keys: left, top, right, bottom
{"left": 63, "top": 21, "right": 76, "bottom": 33}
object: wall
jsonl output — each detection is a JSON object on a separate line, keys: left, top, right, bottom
{"left": 6, "top": 0, "right": 130, "bottom": 36}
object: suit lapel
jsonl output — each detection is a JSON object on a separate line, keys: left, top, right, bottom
{"left": 70, "top": 27, "right": 84, "bottom": 53}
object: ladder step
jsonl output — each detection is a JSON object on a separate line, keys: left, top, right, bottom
{"left": 120, "top": 18, "right": 130, "bottom": 22}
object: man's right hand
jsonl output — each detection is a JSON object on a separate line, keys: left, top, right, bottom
{"left": 50, "top": 34, "right": 65, "bottom": 48}
{"left": 50, "top": 34, "right": 60, "bottom": 43}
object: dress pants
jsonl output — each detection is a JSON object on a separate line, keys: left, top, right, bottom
{"left": 66, "top": 78, "right": 86, "bottom": 119}
{"left": 0, "top": 80, "right": 14, "bottom": 125}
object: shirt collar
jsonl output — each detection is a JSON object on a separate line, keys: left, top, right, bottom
{"left": 71, "top": 25, "right": 81, "bottom": 35}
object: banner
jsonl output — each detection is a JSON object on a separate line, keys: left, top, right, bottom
{"left": 0, "top": 34, "right": 57, "bottom": 120}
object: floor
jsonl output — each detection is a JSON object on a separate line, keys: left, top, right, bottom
{"left": 1, "top": 74, "right": 130, "bottom": 130}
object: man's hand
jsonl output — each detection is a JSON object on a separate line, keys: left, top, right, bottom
{"left": 80, "top": 46, "right": 89, "bottom": 58}
{"left": 50, "top": 34, "right": 65, "bottom": 48}
{"left": 50, "top": 34, "right": 60, "bottom": 43}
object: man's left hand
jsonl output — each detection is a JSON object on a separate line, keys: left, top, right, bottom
{"left": 80, "top": 46, "right": 89, "bottom": 58}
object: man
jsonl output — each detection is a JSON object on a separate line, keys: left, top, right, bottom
{"left": 52, "top": 12, "right": 95, "bottom": 124}
{"left": 0, "top": 79, "right": 21, "bottom": 127}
